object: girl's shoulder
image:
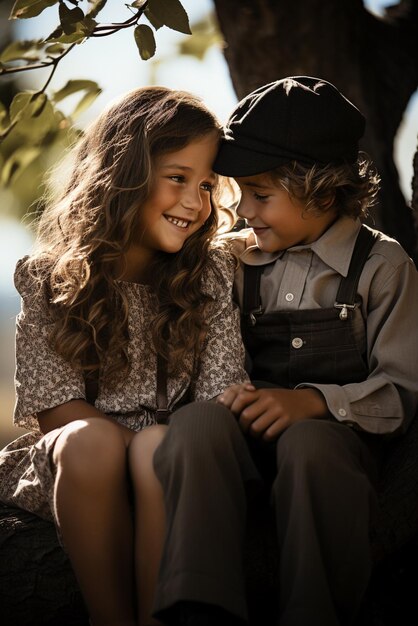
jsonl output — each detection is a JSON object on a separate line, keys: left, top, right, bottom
{"left": 14, "top": 256, "right": 33, "bottom": 295}
{"left": 217, "top": 228, "right": 256, "bottom": 258}
{"left": 202, "top": 243, "right": 238, "bottom": 296}
{"left": 14, "top": 256, "right": 51, "bottom": 320}
{"left": 208, "top": 242, "right": 236, "bottom": 270}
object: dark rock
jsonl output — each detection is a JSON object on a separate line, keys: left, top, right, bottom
{"left": 0, "top": 505, "right": 88, "bottom": 626}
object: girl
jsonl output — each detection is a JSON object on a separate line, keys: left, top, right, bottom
{"left": 0, "top": 86, "right": 249, "bottom": 626}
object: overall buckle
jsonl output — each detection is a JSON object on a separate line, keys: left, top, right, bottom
{"left": 155, "top": 409, "right": 171, "bottom": 425}
{"left": 334, "top": 302, "right": 357, "bottom": 321}
{"left": 249, "top": 306, "right": 264, "bottom": 326}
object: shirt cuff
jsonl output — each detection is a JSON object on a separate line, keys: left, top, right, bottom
{"left": 295, "top": 383, "right": 356, "bottom": 427}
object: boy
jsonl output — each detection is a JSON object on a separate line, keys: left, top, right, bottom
{"left": 153, "top": 77, "right": 418, "bottom": 626}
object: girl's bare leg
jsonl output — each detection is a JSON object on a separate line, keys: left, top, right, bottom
{"left": 52, "top": 418, "right": 136, "bottom": 626}
{"left": 129, "top": 425, "right": 168, "bottom": 626}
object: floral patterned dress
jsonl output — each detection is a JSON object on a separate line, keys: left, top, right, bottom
{"left": 0, "top": 247, "right": 247, "bottom": 521}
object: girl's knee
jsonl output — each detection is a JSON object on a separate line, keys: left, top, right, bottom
{"left": 128, "top": 426, "right": 168, "bottom": 493}
{"left": 132, "top": 423, "right": 168, "bottom": 447}
{"left": 129, "top": 424, "right": 168, "bottom": 466}
{"left": 53, "top": 418, "right": 127, "bottom": 477}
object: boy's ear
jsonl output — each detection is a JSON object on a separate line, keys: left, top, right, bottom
{"left": 317, "top": 193, "right": 335, "bottom": 212}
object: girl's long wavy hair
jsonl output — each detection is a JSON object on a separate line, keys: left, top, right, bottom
{"left": 27, "top": 86, "right": 223, "bottom": 385}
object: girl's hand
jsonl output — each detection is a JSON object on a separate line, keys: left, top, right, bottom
{"left": 216, "top": 382, "right": 256, "bottom": 410}
{"left": 232, "top": 388, "right": 329, "bottom": 442}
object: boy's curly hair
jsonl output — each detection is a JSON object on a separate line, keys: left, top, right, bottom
{"left": 26, "top": 86, "right": 224, "bottom": 385}
{"left": 269, "top": 153, "right": 380, "bottom": 218}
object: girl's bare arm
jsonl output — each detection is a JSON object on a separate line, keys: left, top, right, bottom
{"left": 37, "top": 400, "right": 111, "bottom": 434}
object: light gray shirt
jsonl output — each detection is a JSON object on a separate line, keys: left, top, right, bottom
{"left": 229, "top": 216, "right": 418, "bottom": 435}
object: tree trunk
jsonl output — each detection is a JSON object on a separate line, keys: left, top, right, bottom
{"left": 413, "top": 138, "right": 418, "bottom": 212}
{"left": 213, "top": 0, "right": 418, "bottom": 263}
{"left": 2, "top": 413, "right": 418, "bottom": 623}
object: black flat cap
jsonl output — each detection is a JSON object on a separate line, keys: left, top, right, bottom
{"left": 213, "top": 76, "right": 365, "bottom": 177}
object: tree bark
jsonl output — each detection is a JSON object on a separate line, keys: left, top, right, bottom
{"left": 413, "top": 137, "right": 418, "bottom": 212}
{"left": 213, "top": 0, "right": 418, "bottom": 263}
{"left": 2, "top": 412, "right": 418, "bottom": 623}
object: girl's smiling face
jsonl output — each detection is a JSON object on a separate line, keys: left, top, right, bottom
{"left": 126, "top": 131, "right": 218, "bottom": 275}
{"left": 235, "top": 173, "right": 337, "bottom": 253}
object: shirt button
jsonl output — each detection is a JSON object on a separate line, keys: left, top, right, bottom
{"left": 285, "top": 293, "right": 294, "bottom": 302}
{"left": 338, "top": 408, "right": 347, "bottom": 417}
{"left": 291, "top": 337, "right": 303, "bottom": 349}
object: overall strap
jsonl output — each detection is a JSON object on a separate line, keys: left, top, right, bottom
{"left": 85, "top": 375, "right": 99, "bottom": 405}
{"left": 243, "top": 225, "right": 379, "bottom": 324}
{"left": 84, "top": 346, "right": 100, "bottom": 404}
{"left": 85, "top": 355, "right": 170, "bottom": 424}
{"left": 155, "top": 353, "right": 171, "bottom": 424}
{"left": 243, "top": 264, "right": 264, "bottom": 325}
{"left": 334, "top": 225, "right": 379, "bottom": 320}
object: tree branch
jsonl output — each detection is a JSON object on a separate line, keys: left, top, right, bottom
{"left": 91, "top": 7, "right": 145, "bottom": 34}
{"left": 0, "top": 6, "right": 148, "bottom": 74}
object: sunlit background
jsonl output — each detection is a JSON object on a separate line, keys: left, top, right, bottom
{"left": 0, "top": 0, "right": 417, "bottom": 446}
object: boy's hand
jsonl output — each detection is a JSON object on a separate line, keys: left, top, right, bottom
{"left": 217, "top": 382, "right": 256, "bottom": 410}
{"left": 229, "top": 387, "right": 329, "bottom": 442}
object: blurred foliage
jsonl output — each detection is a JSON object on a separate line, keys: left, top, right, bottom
{"left": 0, "top": 0, "right": 221, "bottom": 219}
{"left": 148, "top": 13, "right": 221, "bottom": 85}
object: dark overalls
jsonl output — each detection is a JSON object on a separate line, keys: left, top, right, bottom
{"left": 240, "top": 226, "right": 380, "bottom": 626}
{"left": 153, "top": 227, "right": 380, "bottom": 626}
{"left": 241, "top": 225, "right": 377, "bottom": 389}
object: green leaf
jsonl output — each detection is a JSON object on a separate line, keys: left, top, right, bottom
{"left": 9, "top": 92, "right": 33, "bottom": 123}
{"left": 59, "top": 3, "right": 84, "bottom": 35}
{"left": 0, "top": 102, "right": 8, "bottom": 130}
{"left": 44, "top": 26, "right": 83, "bottom": 45}
{"left": 44, "top": 25, "right": 64, "bottom": 41}
{"left": 86, "top": 0, "right": 108, "bottom": 19}
{"left": 79, "top": 16, "right": 98, "bottom": 37}
{"left": 52, "top": 79, "right": 101, "bottom": 103}
{"left": 45, "top": 43, "right": 67, "bottom": 55}
{"left": 71, "top": 88, "right": 101, "bottom": 119}
{"left": 10, "top": 0, "right": 58, "bottom": 20}
{"left": 177, "top": 17, "right": 221, "bottom": 60}
{"left": 30, "top": 93, "right": 48, "bottom": 117}
{"left": 0, "top": 39, "right": 45, "bottom": 63}
{"left": 1, "top": 147, "right": 41, "bottom": 186}
{"left": 146, "top": 0, "right": 191, "bottom": 35}
{"left": 7, "top": 92, "right": 58, "bottom": 140}
{"left": 52, "top": 80, "right": 101, "bottom": 119}
{"left": 134, "top": 24, "right": 156, "bottom": 60}
{"left": 144, "top": 5, "right": 164, "bottom": 30}
{"left": 45, "top": 17, "right": 97, "bottom": 44}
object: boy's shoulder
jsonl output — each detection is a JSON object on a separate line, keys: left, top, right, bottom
{"left": 366, "top": 226, "right": 415, "bottom": 272}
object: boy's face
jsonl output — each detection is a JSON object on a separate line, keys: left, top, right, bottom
{"left": 235, "top": 173, "right": 337, "bottom": 253}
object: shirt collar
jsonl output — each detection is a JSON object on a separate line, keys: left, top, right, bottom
{"left": 239, "top": 217, "right": 362, "bottom": 277}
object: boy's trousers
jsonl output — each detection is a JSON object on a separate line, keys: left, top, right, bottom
{"left": 153, "top": 401, "right": 379, "bottom": 626}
